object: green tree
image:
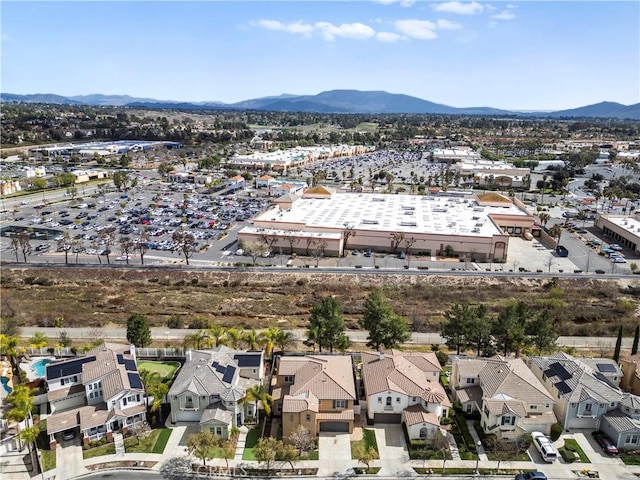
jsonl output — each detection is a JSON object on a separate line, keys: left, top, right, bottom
{"left": 632, "top": 325, "right": 639, "bottom": 356}
{"left": 20, "top": 424, "right": 40, "bottom": 470}
{"left": 288, "top": 425, "right": 315, "bottom": 456}
{"left": 126, "top": 313, "right": 152, "bottom": 347}
{"left": 259, "top": 326, "right": 281, "bottom": 357}
{"left": 548, "top": 223, "right": 563, "bottom": 245}
{"left": 207, "top": 324, "right": 227, "bottom": 348}
{"left": 6, "top": 384, "right": 35, "bottom": 450}
{"left": 254, "top": 437, "right": 278, "bottom": 472}
{"left": 466, "top": 304, "right": 493, "bottom": 357}
{"left": 242, "top": 384, "right": 273, "bottom": 424}
{"left": 244, "top": 328, "right": 260, "bottom": 350}
{"left": 29, "top": 332, "right": 48, "bottom": 349}
{"left": 173, "top": 230, "right": 197, "bottom": 266}
{"left": 492, "top": 299, "right": 528, "bottom": 357}
{"left": 308, "top": 296, "right": 349, "bottom": 353}
{"left": 275, "top": 330, "right": 295, "bottom": 354}
{"left": 441, "top": 304, "right": 473, "bottom": 355}
{"left": 360, "top": 289, "right": 411, "bottom": 350}
{"left": 276, "top": 441, "right": 298, "bottom": 469}
{"left": 354, "top": 444, "right": 378, "bottom": 469}
{"left": 187, "top": 429, "right": 217, "bottom": 467}
{"left": 526, "top": 309, "right": 559, "bottom": 352}
{"left": 613, "top": 325, "right": 623, "bottom": 362}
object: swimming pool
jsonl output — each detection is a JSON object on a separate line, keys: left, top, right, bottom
{"left": 1, "top": 376, "right": 12, "bottom": 395}
{"left": 31, "top": 358, "right": 52, "bottom": 378}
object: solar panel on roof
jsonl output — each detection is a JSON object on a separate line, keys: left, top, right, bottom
{"left": 128, "top": 372, "right": 143, "bottom": 389}
{"left": 215, "top": 364, "right": 226, "bottom": 374}
{"left": 124, "top": 359, "right": 137, "bottom": 372}
{"left": 234, "top": 354, "right": 261, "bottom": 368}
{"left": 548, "top": 362, "right": 572, "bottom": 381}
{"left": 116, "top": 354, "right": 124, "bottom": 364}
{"left": 596, "top": 363, "right": 617, "bottom": 373}
{"left": 556, "top": 381, "right": 572, "bottom": 395}
{"left": 46, "top": 356, "right": 94, "bottom": 380}
{"left": 222, "top": 365, "right": 236, "bottom": 383}
{"left": 212, "top": 361, "right": 219, "bottom": 368}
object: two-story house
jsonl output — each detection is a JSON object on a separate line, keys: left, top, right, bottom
{"left": 361, "top": 350, "right": 449, "bottom": 440}
{"left": 45, "top": 343, "right": 147, "bottom": 448}
{"left": 452, "top": 356, "right": 556, "bottom": 440}
{"left": 272, "top": 355, "right": 356, "bottom": 439}
{"left": 600, "top": 393, "right": 640, "bottom": 450}
{"left": 529, "top": 353, "right": 623, "bottom": 430}
{"left": 620, "top": 353, "right": 640, "bottom": 395}
{"left": 168, "top": 347, "right": 263, "bottom": 439}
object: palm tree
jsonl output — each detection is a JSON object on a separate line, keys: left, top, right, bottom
{"left": 548, "top": 223, "right": 563, "bottom": 246}
{"left": 304, "top": 325, "right": 320, "bottom": 352}
{"left": 6, "top": 385, "right": 35, "bottom": 450}
{"left": 207, "top": 324, "right": 227, "bottom": 348}
{"left": 149, "top": 381, "right": 169, "bottom": 424}
{"left": 244, "top": 329, "right": 260, "bottom": 351}
{"left": 183, "top": 330, "right": 208, "bottom": 350}
{"left": 259, "top": 327, "right": 281, "bottom": 357}
{"left": 538, "top": 212, "right": 551, "bottom": 228}
{"left": 275, "top": 330, "right": 295, "bottom": 355}
{"left": 242, "top": 384, "right": 273, "bottom": 424}
{"left": 0, "top": 334, "right": 23, "bottom": 382}
{"left": 225, "top": 328, "right": 245, "bottom": 350}
{"left": 20, "top": 424, "right": 40, "bottom": 468}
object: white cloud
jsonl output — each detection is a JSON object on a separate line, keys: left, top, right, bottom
{"left": 252, "top": 20, "right": 314, "bottom": 37}
{"left": 491, "top": 10, "right": 516, "bottom": 20}
{"left": 394, "top": 19, "right": 438, "bottom": 40}
{"left": 436, "top": 19, "right": 462, "bottom": 30}
{"left": 315, "top": 22, "right": 377, "bottom": 41}
{"left": 432, "top": 1, "right": 485, "bottom": 15}
{"left": 376, "top": 31, "right": 405, "bottom": 42}
{"left": 506, "top": 4, "right": 518, "bottom": 9}
{"left": 374, "top": 0, "right": 416, "bottom": 6}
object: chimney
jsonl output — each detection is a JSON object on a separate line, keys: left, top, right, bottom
{"left": 379, "top": 351, "right": 385, "bottom": 361}
{"left": 130, "top": 345, "right": 136, "bottom": 363}
{"left": 186, "top": 349, "right": 192, "bottom": 362}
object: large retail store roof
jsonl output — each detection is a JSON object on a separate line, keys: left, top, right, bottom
{"left": 257, "top": 193, "right": 526, "bottom": 237}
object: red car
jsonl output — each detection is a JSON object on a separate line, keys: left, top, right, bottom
{"left": 592, "top": 431, "right": 619, "bottom": 455}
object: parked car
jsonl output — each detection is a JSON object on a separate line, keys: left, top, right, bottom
{"left": 62, "top": 429, "right": 75, "bottom": 441}
{"left": 515, "top": 472, "right": 547, "bottom": 480}
{"left": 592, "top": 431, "right": 618, "bottom": 455}
{"left": 609, "top": 244, "right": 623, "bottom": 251}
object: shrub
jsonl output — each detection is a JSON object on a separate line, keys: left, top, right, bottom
{"left": 549, "top": 423, "right": 563, "bottom": 441}
{"left": 296, "top": 278, "right": 307, "bottom": 286}
{"left": 559, "top": 447, "right": 577, "bottom": 463}
{"left": 167, "top": 315, "right": 184, "bottom": 329}
{"left": 595, "top": 269, "right": 605, "bottom": 274}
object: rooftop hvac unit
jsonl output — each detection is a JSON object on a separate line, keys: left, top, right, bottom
{"left": 472, "top": 228, "right": 480, "bottom": 233}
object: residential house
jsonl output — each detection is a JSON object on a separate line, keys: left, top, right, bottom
{"left": 452, "top": 356, "right": 556, "bottom": 440}
{"left": 168, "top": 347, "right": 264, "bottom": 440}
{"left": 620, "top": 353, "right": 640, "bottom": 395}
{"left": 529, "top": 353, "right": 623, "bottom": 430}
{"left": 600, "top": 393, "right": 640, "bottom": 450}
{"left": 361, "top": 350, "right": 449, "bottom": 441}
{"left": 272, "top": 355, "right": 356, "bottom": 439}
{"left": 45, "top": 343, "right": 147, "bottom": 448}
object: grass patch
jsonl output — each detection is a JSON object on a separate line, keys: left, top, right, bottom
{"left": 40, "top": 449, "right": 56, "bottom": 472}
{"left": 124, "top": 428, "right": 171, "bottom": 454}
{"left": 563, "top": 438, "right": 590, "bottom": 463}
{"left": 298, "top": 450, "right": 319, "bottom": 460}
{"left": 354, "top": 467, "right": 381, "bottom": 474}
{"left": 82, "top": 442, "right": 116, "bottom": 459}
{"left": 351, "top": 428, "right": 379, "bottom": 459}
{"left": 241, "top": 429, "right": 262, "bottom": 461}
{"left": 621, "top": 452, "right": 640, "bottom": 465}
{"left": 440, "top": 366, "right": 451, "bottom": 388}
{"left": 137, "top": 361, "right": 180, "bottom": 382}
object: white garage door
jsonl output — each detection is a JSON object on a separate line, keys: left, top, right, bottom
{"left": 176, "top": 410, "right": 201, "bottom": 422}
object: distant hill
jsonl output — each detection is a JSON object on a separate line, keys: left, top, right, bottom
{"left": 1, "top": 90, "right": 638, "bottom": 119}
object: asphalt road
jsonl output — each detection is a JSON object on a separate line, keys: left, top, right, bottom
{"left": 19, "top": 326, "right": 635, "bottom": 350}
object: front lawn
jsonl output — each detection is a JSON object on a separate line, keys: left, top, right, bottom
{"left": 241, "top": 429, "right": 262, "bottom": 461}
{"left": 351, "top": 428, "right": 379, "bottom": 459}
{"left": 82, "top": 442, "right": 116, "bottom": 459}
{"left": 563, "top": 438, "right": 590, "bottom": 463}
{"left": 137, "top": 361, "right": 180, "bottom": 382}
{"left": 298, "top": 450, "right": 319, "bottom": 460}
{"left": 440, "top": 366, "right": 451, "bottom": 388}
{"left": 621, "top": 452, "right": 640, "bottom": 465}
{"left": 40, "top": 449, "right": 56, "bottom": 472}
{"left": 124, "top": 428, "right": 172, "bottom": 454}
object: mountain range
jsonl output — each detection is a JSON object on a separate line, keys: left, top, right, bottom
{"left": 2, "top": 90, "right": 638, "bottom": 119}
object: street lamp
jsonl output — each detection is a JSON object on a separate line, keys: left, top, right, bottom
{"left": 474, "top": 440, "right": 482, "bottom": 475}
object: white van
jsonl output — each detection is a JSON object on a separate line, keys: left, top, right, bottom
{"left": 532, "top": 431, "right": 558, "bottom": 463}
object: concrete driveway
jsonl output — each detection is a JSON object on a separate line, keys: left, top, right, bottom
{"left": 373, "top": 424, "right": 413, "bottom": 477}
{"left": 566, "top": 431, "right": 635, "bottom": 480}
{"left": 318, "top": 432, "right": 353, "bottom": 476}
{"left": 56, "top": 437, "right": 87, "bottom": 480}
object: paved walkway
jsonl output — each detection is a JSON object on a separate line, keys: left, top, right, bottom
{"left": 445, "top": 431, "right": 461, "bottom": 460}
{"left": 466, "top": 419, "right": 488, "bottom": 461}
{"left": 233, "top": 426, "right": 248, "bottom": 461}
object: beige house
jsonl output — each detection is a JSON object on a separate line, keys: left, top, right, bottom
{"left": 452, "top": 357, "right": 556, "bottom": 440}
{"left": 272, "top": 355, "right": 357, "bottom": 439}
{"left": 621, "top": 353, "right": 640, "bottom": 395}
{"left": 361, "top": 350, "right": 450, "bottom": 440}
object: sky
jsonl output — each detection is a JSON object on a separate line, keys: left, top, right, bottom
{"left": 1, "top": 1, "right": 639, "bottom": 111}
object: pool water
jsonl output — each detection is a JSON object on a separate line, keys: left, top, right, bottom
{"left": 32, "top": 359, "right": 52, "bottom": 378}
{"left": 1, "top": 376, "right": 12, "bottom": 395}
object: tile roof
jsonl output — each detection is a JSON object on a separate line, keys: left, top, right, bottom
{"left": 48, "top": 383, "right": 84, "bottom": 401}
{"left": 477, "top": 358, "right": 554, "bottom": 404}
{"left": 361, "top": 351, "right": 446, "bottom": 405}
{"left": 620, "top": 393, "right": 640, "bottom": 411}
{"left": 455, "top": 385, "right": 483, "bottom": 406}
{"left": 484, "top": 398, "right": 527, "bottom": 418}
{"left": 47, "top": 409, "right": 81, "bottom": 435}
{"left": 316, "top": 410, "right": 354, "bottom": 421}
{"left": 168, "top": 347, "right": 262, "bottom": 399}
{"left": 531, "top": 353, "right": 623, "bottom": 404}
{"left": 602, "top": 409, "right": 640, "bottom": 433}
{"left": 278, "top": 356, "right": 356, "bottom": 401}
{"left": 403, "top": 404, "right": 441, "bottom": 427}
{"left": 200, "top": 406, "right": 233, "bottom": 425}
{"left": 283, "top": 392, "right": 319, "bottom": 413}
{"left": 81, "top": 344, "right": 144, "bottom": 398}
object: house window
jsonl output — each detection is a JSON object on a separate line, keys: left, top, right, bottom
{"left": 626, "top": 434, "right": 640, "bottom": 445}
{"left": 483, "top": 405, "right": 489, "bottom": 416}
{"left": 284, "top": 375, "right": 293, "bottom": 383}
{"left": 333, "top": 400, "right": 347, "bottom": 409}
{"left": 378, "top": 397, "right": 382, "bottom": 404}
{"left": 466, "top": 378, "right": 475, "bottom": 384}
{"left": 305, "top": 414, "right": 311, "bottom": 422}
{"left": 396, "top": 397, "right": 401, "bottom": 403}
{"left": 412, "top": 397, "right": 417, "bottom": 402}
{"left": 530, "top": 405, "right": 538, "bottom": 410}
{"left": 277, "top": 404, "right": 282, "bottom": 413}
{"left": 584, "top": 403, "right": 592, "bottom": 413}
{"left": 501, "top": 416, "right": 515, "bottom": 426}
{"left": 386, "top": 397, "right": 392, "bottom": 407}
{"left": 466, "top": 404, "right": 472, "bottom": 413}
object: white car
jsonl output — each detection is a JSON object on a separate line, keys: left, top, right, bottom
{"left": 609, "top": 244, "right": 623, "bottom": 251}
{"left": 612, "top": 257, "right": 627, "bottom": 263}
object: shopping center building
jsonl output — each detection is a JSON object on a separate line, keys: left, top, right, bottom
{"left": 237, "top": 187, "right": 534, "bottom": 260}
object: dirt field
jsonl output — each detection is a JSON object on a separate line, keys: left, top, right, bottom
{"left": 2, "top": 267, "right": 639, "bottom": 336}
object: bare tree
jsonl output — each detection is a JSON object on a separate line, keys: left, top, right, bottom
{"left": 288, "top": 425, "right": 315, "bottom": 456}
{"left": 244, "top": 241, "right": 266, "bottom": 266}
{"left": 390, "top": 232, "right": 405, "bottom": 253}
{"left": 135, "top": 231, "right": 150, "bottom": 265}
{"left": 119, "top": 236, "right": 134, "bottom": 264}
{"left": 173, "top": 230, "right": 197, "bottom": 265}
{"left": 284, "top": 231, "right": 299, "bottom": 255}
{"left": 342, "top": 225, "right": 355, "bottom": 256}
{"left": 258, "top": 233, "right": 278, "bottom": 256}
{"left": 16, "top": 231, "right": 32, "bottom": 262}
{"left": 311, "top": 239, "right": 328, "bottom": 267}
{"left": 9, "top": 236, "right": 20, "bottom": 262}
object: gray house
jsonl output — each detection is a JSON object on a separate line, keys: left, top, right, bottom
{"left": 529, "top": 353, "right": 623, "bottom": 430}
{"left": 168, "top": 347, "right": 264, "bottom": 439}
{"left": 600, "top": 393, "right": 640, "bottom": 450}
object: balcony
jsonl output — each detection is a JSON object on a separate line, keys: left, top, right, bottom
{"left": 383, "top": 406, "right": 395, "bottom": 411}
